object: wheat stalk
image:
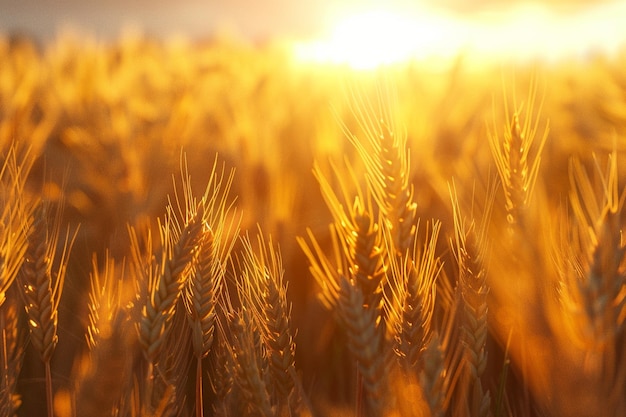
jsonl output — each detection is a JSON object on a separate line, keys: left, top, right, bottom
{"left": 128, "top": 204, "right": 200, "bottom": 416}
{"left": 556, "top": 149, "right": 626, "bottom": 414}
{"left": 299, "top": 167, "right": 390, "bottom": 415}
{"left": 154, "top": 301, "right": 193, "bottom": 417}
{"left": 488, "top": 77, "right": 549, "bottom": 231}
{"left": 86, "top": 251, "right": 124, "bottom": 350}
{"left": 0, "top": 142, "right": 33, "bottom": 307}
{"left": 18, "top": 201, "right": 78, "bottom": 417}
{"left": 450, "top": 181, "right": 494, "bottom": 417}
{"left": 0, "top": 297, "right": 25, "bottom": 417}
{"left": 299, "top": 160, "right": 387, "bottom": 312}
{"left": 385, "top": 220, "right": 442, "bottom": 371}
{"left": 135, "top": 190, "right": 203, "bottom": 362}
{"left": 175, "top": 153, "right": 239, "bottom": 417}
{"left": 340, "top": 77, "right": 418, "bottom": 254}
{"left": 336, "top": 274, "right": 391, "bottom": 417}
{"left": 228, "top": 308, "right": 274, "bottom": 417}
{"left": 0, "top": 143, "right": 31, "bottom": 416}
{"left": 132, "top": 153, "right": 239, "bottom": 416}
{"left": 209, "top": 332, "right": 235, "bottom": 417}
{"left": 419, "top": 333, "right": 446, "bottom": 417}
{"left": 238, "top": 229, "right": 298, "bottom": 412}
{"left": 75, "top": 251, "right": 133, "bottom": 417}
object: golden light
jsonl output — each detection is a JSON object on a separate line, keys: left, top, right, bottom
{"left": 293, "top": 6, "right": 464, "bottom": 69}
{"left": 292, "top": 2, "right": 626, "bottom": 70}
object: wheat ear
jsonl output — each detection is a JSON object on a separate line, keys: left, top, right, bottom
{"left": 208, "top": 331, "right": 234, "bottom": 417}
{"left": 75, "top": 251, "right": 131, "bottom": 417}
{"left": 298, "top": 134, "right": 390, "bottom": 416}
{"left": 300, "top": 160, "right": 387, "bottom": 310}
{"left": 385, "top": 220, "right": 442, "bottom": 371}
{"left": 557, "top": 149, "right": 626, "bottom": 414}
{"left": 337, "top": 274, "right": 390, "bottom": 417}
{"left": 238, "top": 229, "right": 298, "bottom": 411}
{"left": 450, "top": 181, "right": 494, "bottom": 417}
{"left": 228, "top": 308, "right": 274, "bottom": 417}
{"left": 174, "top": 153, "right": 239, "bottom": 417}
{"left": 341, "top": 78, "right": 417, "bottom": 254}
{"left": 18, "top": 201, "right": 78, "bottom": 417}
{"left": 128, "top": 208, "right": 200, "bottom": 416}
{"left": 135, "top": 199, "right": 203, "bottom": 362}
{"left": 488, "top": 77, "right": 548, "bottom": 230}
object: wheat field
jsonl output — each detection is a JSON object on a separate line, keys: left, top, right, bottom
{"left": 1, "top": 33, "right": 626, "bottom": 417}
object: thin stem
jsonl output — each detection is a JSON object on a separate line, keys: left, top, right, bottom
{"left": 355, "top": 367, "right": 363, "bottom": 417}
{"left": 196, "top": 356, "right": 203, "bottom": 417}
{"left": 45, "top": 359, "right": 53, "bottom": 417}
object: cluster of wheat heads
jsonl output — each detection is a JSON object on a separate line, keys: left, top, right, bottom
{"left": 77, "top": 153, "right": 315, "bottom": 417}
{"left": 298, "top": 79, "right": 446, "bottom": 416}
{"left": 299, "top": 73, "right": 626, "bottom": 417}
{"left": 0, "top": 146, "right": 311, "bottom": 417}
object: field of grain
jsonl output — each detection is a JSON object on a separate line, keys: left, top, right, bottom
{"left": 1, "top": 33, "right": 626, "bottom": 417}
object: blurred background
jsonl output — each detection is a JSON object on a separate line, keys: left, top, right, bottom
{"left": 0, "top": 0, "right": 622, "bottom": 42}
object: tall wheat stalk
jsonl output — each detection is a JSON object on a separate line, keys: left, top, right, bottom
{"left": 18, "top": 200, "right": 78, "bottom": 417}
{"left": 557, "top": 148, "right": 626, "bottom": 415}
{"left": 450, "top": 181, "right": 495, "bottom": 417}
{"left": 181, "top": 155, "right": 239, "bottom": 417}
{"left": 488, "top": 78, "right": 550, "bottom": 413}
{"left": 238, "top": 229, "right": 298, "bottom": 413}
{"left": 298, "top": 165, "right": 390, "bottom": 416}
{"left": 0, "top": 142, "right": 33, "bottom": 416}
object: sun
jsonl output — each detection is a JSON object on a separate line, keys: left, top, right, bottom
{"left": 293, "top": 6, "right": 466, "bottom": 70}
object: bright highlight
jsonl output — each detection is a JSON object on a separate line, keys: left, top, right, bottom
{"left": 293, "top": 2, "right": 626, "bottom": 70}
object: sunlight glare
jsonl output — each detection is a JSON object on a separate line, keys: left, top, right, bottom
{"left": 294, "top": 7, "right": 464, "bottom": 69}
{"left": 293, "top": 2, "right": 626, "bottom": 70}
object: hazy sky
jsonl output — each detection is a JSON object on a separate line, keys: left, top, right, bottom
{"left": 0, "top": 0, "right": 614, "bottom": 41}
{"left": 1, "top": 0, "right": 332, "bottom": 40}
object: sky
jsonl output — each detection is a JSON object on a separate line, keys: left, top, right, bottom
{"left": 0, "top": 0, "right": 613, "bottom": 41}
{"left": 2, "top": 0, "right": 331, "bottom": 40}
{"left": 1, "top": 0, "right": 625, "bottom": 66}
